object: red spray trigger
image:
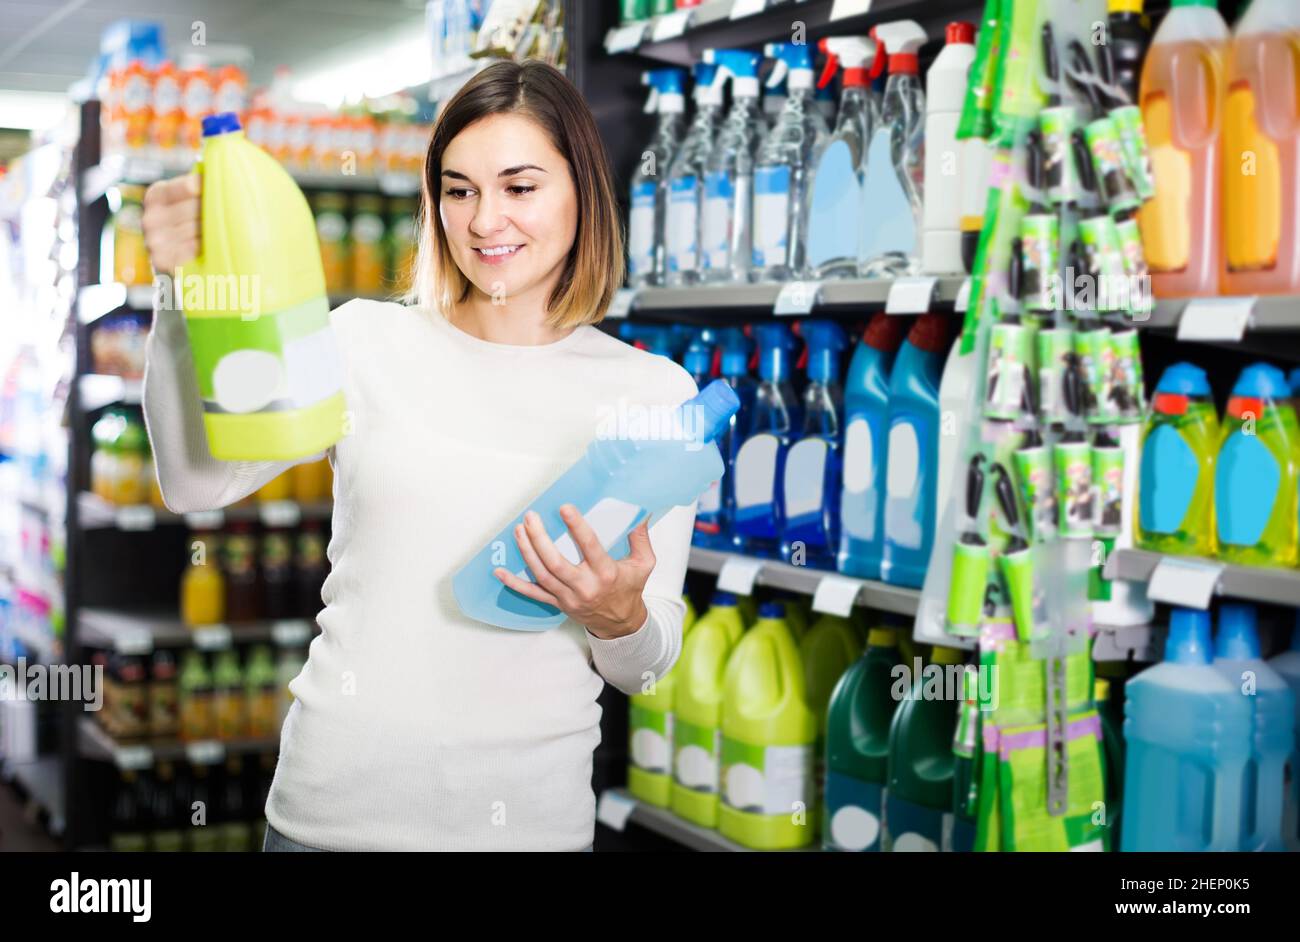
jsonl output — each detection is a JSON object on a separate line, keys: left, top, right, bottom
{"left": 867, "top": 28, "right": 887, "bottom": 81}
{"left": 818, "top": 52, "right": 839, "bottom": 89}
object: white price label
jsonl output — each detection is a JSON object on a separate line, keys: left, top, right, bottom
{"left": 184, "top": 509, "right": 225, "bottom": 530}
{"left": 115, "top": 505, "right": 155, "bottom": 531}
{"left": 1176, "top": 296, "right": 1254, "bottom": 342}
{"left": 716, "top": 556, "right": 764, "bottom": 596}
{"left": 259, "top": 500, "right": 301, "bottom": 528}
{"left": 811, "top": 575, "right": 862, "bottom": 617}
{"left": 605, "top": 22, "right": 649, "bottom": 54}
{"left": 185, "top": 740, "right": 225, "bottom": 765}
{"left": 596, "top": 790, "right": 638, "bottom": 831}
{"left": 114, "top": 627, "right": 154, "bottom": 656}
{"left": 651, "top": 9, "right": 693, "bottom": 42}
{"left": 272, "top": 619, "right": 313, "bottom": 647}
{"left": 1147, "top": 557, "right": 1223, "bottom": 610}
{"left": 192, "top": 624, "right": 233, "bottom": 651}
{"left": 607, "top": 287, "right": 637, "bottom": 320}
{"left": 774, "top": 281, "right": 821, "bottom": 316}
{"left": 830, "top": 0, "right": 873, "bottom": 21}
{"left": 114, "top": 745, "right": 153, "bottom": 770}
{"left": 730, "top": 0, "right": 767, "bottom": 19}
{"left": 886, "top": 276, "right": 939, "bottom": 315}
{"left": 954, "top": 276, "right": 974, "bottom": 313}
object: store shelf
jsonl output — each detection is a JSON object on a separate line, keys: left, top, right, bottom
{"left": 77, "top": 282, "right": 154, "bottom": 324}
{"left": 1104, "top": 548, "right": 1300, "bottom": 609}
{"left": 78, "top": 717, "right": 278, "bottom": 769}
{"left": 687, "top": 547, "right": 919, "bottom": 616}
{"left": 77, "top": 492, "right": 332, "bottom": 531}
{"left": 78, "top": 373, "right": 141, "bottom": 410}
{"left": 78, "top": 607, "right": 317, "bottom": 655}
{"left": 1140, "top": 296, "right": 1300, "bottom": 333}
{"left": 6, "top": 756, "right": 65, "bottom": 834}
{"left": 1092, "top": 623, "right": 1163, "bottom": 663}
{"left": 599, "top": 787, "right": 817, "bottom": 851}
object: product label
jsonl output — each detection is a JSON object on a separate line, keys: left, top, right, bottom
{"left": 627, "top": 180, "right": 656, "bottom": 277}
{"left": 1104, "top": 328, "right": 1144, "bottom": 421}
{"left": 733, "top": 433, "right": 779, "bottom": 514}
{"left": 885, "top": 422, "right": 922, "bottom": 549}
{"left": 840, "top": 416, "right": 877, "bottom": 540}
{"left": 1054, "top": 442, "right": 1094, "bottom": 537}
{"left": 702, "top": 171, "right": 734, "bottom": 272}
{"left": 823, "top": 773, "right": 884, "bottom": 852}
{"left": 1093, "top": 446, "right": 1124, "bottom": 535}
{"left": 1039, "top": 105, "right": 1077, "bottom": 205}
{"left": 1014, "top": 446, "right": 1057, "bottom": 543}
{"left": 1084, "top": 116, "right": 1138, "bottom": 214}
{"left": 721, "top": 736, "right": 813, "bottom": 816}
{"left": 1111, "top": 104, "right": 1155, "bottom": 202}
{"left": 1018, "top": 214, "right": 1059, "bottom": 312}
{"left": 752, "top": 165, "right": 791, "bottom": 269}
{"left": 783, "top": 437, "right": 828, "bottom": 520}
{"left": 985, "top": 322, "right": 1032, "bottom": 421}
{"left": 1079, "top": 216, "right": 1129, "bottom": 314}
{"left": 629, "top": 705, "right": 672, "bottom": 775}
{"left": 1036, "top": 329, "right": 1072, "bottom": 425}
{"left": 673, "top": 719, "right": 722, "bottom": 794}
{"left": 666, "top": 175, "right": 699, "bottom": 273}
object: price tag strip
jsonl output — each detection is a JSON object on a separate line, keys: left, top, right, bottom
{"left": 886, "top": 276, "right": 939, "bottom": 315}
{"left": 184, "top": 509, "right": 225, "bottom": 530}
{"left": 259, "top": 500, "right": 302, "bottom": 528}
{"left": 716, "top": 556, "right": 764, "bottom": 596}
{"left": 811, "top": 575, "right": 862, "bottom": 617}
{"left": 272, "top": 619, "right": 313, "bottom": 647}
{"left": 830, "top": 0, "right": 873, "bottom": 21}
{"left": 192, "top": 624, "right": 233, "bottom": 651}
{"left": 1146, "top": 556, "right": 1224, "bottom": 610}
{"left": 596, "top": 789, "right": 638, "bottom": 831}
{"left": 115, "top": 505, "right": 156, "bottom": 531}
{"left": 606, "top": 287, "right": 637, "bottom": 320}
{"left": 605, "top": 21, "right": 649, "bottom": 54}
{"left": 185, "top": 740, "right": 226, "bottom": 766}
{"left": 774, "top": 281, "right": 822, "bottom": 316}
{"left": 1176, "top": 296, "right": 1255, "bottom": 343}
{"left": 651, "top": 9, "right": 693, "bottom": 42}
{"left": 730, "top": 0, "right": 767, "bottom": 18}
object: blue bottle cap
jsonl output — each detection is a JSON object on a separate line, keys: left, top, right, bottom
{"left": 1215, "top": 603, "right": 1261, "bottom": 660}
{"left": 1230, "top": 363, "right": 1289, "bottom": 401}
{"left": 720, "top": 350, "right": 749, "bottom": 377}
{"left": 711, "top": 590, "right": 738, "bottom": 607}
{"left": 201, "top": 112, "right": 242, "bottom": 137}
{"left": 1165, "top": 608, "right": 1212, "bottom": 665}
{"left": 689, "top": 379, "right": 741, "bottom": 444}
{"left": 758, "top": 601, "right": 786, "bottom": 619}
{"left": 1154, "top": 362, "right": 1210, "bottom": 397}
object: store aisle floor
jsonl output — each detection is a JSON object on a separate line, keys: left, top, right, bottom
{"left": 0, "top": 783, "right": 60, "bottom": 852}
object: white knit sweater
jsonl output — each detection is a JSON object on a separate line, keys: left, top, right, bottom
{"left": 142, "top": 297, "right": 699, "bottom": 850}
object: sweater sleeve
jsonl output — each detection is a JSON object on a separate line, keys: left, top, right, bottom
{"left": 141, "top": 294, "right": 320, "bottom": 513}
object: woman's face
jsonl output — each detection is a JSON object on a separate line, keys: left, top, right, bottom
{"left": 438, "top": 112, "right": 579, "bottom": 306}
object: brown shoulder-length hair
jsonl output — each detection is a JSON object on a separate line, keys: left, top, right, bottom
{"left": 402, "top": 59, "right": 624, "bottom": 328}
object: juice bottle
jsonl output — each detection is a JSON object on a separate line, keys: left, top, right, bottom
{"left": 255, "top": 471, "right": 292, "bottom": 502}
{"left": 178, "top": 650, "right": 215, "bottom": 741}
{"left": 244, "top": 645, "right": 280, "bottom": 737}
{"left": 151, "top": 61, "right": 183, "bottom": 159}
{"left": 350, "top": 194, "right": 389, "bottom": 297}
{"left": 212, "top": 649, "right": 245, "bottom": 740}
{"left": 181, "top": 66, "right": 214, "bottom": 158}
{"left": 90, "top": 409, "right": 124, "bottom": 502}
{"left": 181, "top": 529, "right": 226, "bottom": 627}
{"left": 290, "top": 456, "right": 333, "bottom": 503}
{"left": 121, "top": 60, "right": 153, "bottom": 153}
{"left": 223, "top": 522, "right": 262, "bottom": 622}
{"left": 314, "top": 192, "right": 352, "bottom": 297}
{"left": 149, "top": 649, "right": 179, "bottom": 737}
{"left": 1221, "top": 0, "right": 1300, "bottom": 294}
{"left": 1137, "top": 0, "right": 1229, "bottom": 297}
{"left": 260, "top": 525, "right": 295, "bottom": 620}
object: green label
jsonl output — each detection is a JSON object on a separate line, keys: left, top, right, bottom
{"left": 947, "top": 540, "right": 990, "bottom": 633}
{"left": 673, "top": 718, "right": 721, "bottom": 793}
{"left": 1113, "top": 217, "right": 1153, "bottom": 320}
{"left": 1111, "top": 104, "right": 1155, "bottom": 201}
{"left": 1072, "top": 328, "right": 1109, "bottom": 423}
{"left": 985, "top": 321, "right": 1034, "bottom": 420}
{"left": 630, "top": 705, "right": 672, "bottom": 774}
{"left": 1014, "top": 444, "right": 1057, "bottom": 543}
{"left": 1055, "top": 441, "right": 1094, "bottom": 537}
{"left": 1083, "top": 116, "right": 1138, "bottom": 215}
{"left": 1036, "top": 329, "right": 1072, "bottom": 426}
{"left": 1092, "top": 446, "right": 1125, "bottom": 536}
{"left": 1039, "top": 105, "right": 1078, "bottom": 205}
{"left": 1018, "top": 213, "right": 1059, "bottom": 312}
{"left": 1079, "top": 216, "right": 1128, "bottom": 314}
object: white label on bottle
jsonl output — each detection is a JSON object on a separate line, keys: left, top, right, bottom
{"left": 752, "top": 165, "right": 790, "bottom": 269}
{"left": 723, "top": 743, "right": 812, "bottom": 815}
{"left": 699, "top": 478, "right": 722, "bottom": 513}
{"left": 628, "top": 181, "right": 657, "bottom": 277}
{"left": 842, "top": 417, "right": 873, "bottom": 493}
{"left": 517, "top": 498, "right": 642, "bottom": 581}
{"left": 596, "top": 789, "right": 637, "bottom": 830}
{"left": 733, "top": 434, "right": 778, "bottom": 510}
{"left": 702, "top": 172, "right": 733, "bottom": 271}
{"left": 666, "top": 176, "right": 698, "bottom": 272}
{"left": 812, "top": 575, "right": 861, "bottom": 617}
{"left": 885, "top": 422, "right": 922, "bottom": 548}
{"left": 783, "top": 438, "right": 827, "bottom": 519}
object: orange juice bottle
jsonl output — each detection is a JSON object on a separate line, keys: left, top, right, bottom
{"left": 181, "top": 66, "right": 215, "bottom": 158}
{"left": 151, "top": 61, "right": 183, "bottom": 159}
{"left": 1221, "top": 0, "right": 1300, "bottom": 295}
{"left": 122, "top": 60, "right": 154, "bottom": 153}
{"left": 1137, "top": 0, "right": 1229, "bottom": 298}
{"left": 181, "top": 530, "right": 226, "bottom": 627}
{"left": 213, "top": 65, "right": 247, "bottom": 123}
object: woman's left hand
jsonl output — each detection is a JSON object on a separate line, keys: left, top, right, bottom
{"left": 493, "top": 504, "right": 654, "bottom": 639}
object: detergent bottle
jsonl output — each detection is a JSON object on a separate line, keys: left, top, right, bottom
{"left": 1122, "top": 607, "right": 1252, "bottom": 851}
{"left": 1135, "top": 363, "right": 1219, "bottom": 557}
{"left": 881, "top": 314, "right": 950, "bottom": 588}
{"left": 628, "top": 607, "right": 698, "bottom": 807}
{"left": 627, "top": 68, "right": 686, "bottom": 288}
{"left": 700, "top": 49, "right": 765, "bottom": 284}
{"left": 732, "top": 324, "right": 802, "bottom": 557}
{"left": 713, "top": 327, "right": 757, "bottom": 550}
{"left": 1212, "top": 603, "right": 1294, "bottom": 851}
{"left": 719, "top": 601, "right": 817, "bottom": 849}
{"left": 664, "top": 61, "right": 724, "bottom": 287}
{"left": 922, "top": 21, "right": 977, "bottom": 275}
{"left": 1214, "top": 364, "right": 1300, "bottom": 567}
{"left": 823, "top": 621, "right": 902, "bottom": 851}
{"left": 770, "top": 595, "right": 810, "bottom": 641}
{"left": 884, "top": 645, "right": 963, "bottom": 851}
{"left": 1136, "top": 0, "right": 1228, "bottom": 298}
{"left": 453, "top": 381, "right": 739, "bottom": 630}
{"left": 837, "top": 314, "right": 906, "bottom": 579}
{"left": 1269, "top": 617, "right": 1300, "bottom": 851}
{"left": 781, "top": 321, "right": 848, "bottom": 567}
{"left": 617, "top": 322, "right": 678, "bottom": 359}
{"left": 801, "top": 613, "right": 863, "bottom": 835}
{"left": 683, "top": 331, "right": 727, "bottom": 548}
{"left": 671, "top": 591, "right": 747, "bottom": 827}
{"left": 183, "top": 112, "right": 346, "bottom": 461}
{"left": 1221, "top": 0, "right": 1300, "bottom": 295}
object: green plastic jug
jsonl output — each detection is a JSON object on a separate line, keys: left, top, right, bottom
{"left": 719, "top": 601, "right": 817, "bottom": 849}
{"left": 671, "top": 593, "right": 747, "bottom": 828}
{"left": 801, "top": 613, "right": 863, "bottom": 833}
{"left": 628, "top": 610, "right": 698, "bottom": 807}
{"left": 183, "top": 112, "right": 346, "bottom": 461}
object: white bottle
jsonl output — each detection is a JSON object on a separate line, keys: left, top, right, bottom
{"left": 921, "top": 22, "right": 976, "bottom": 275}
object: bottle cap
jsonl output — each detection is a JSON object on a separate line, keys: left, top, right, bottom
{"left": 906, "top": 313, "right": 950, "bottom": 354}
{"left": 1108, "top": 0, "right": 1143, "bottom": 12}
{"left": 711, "top": 591, "right": 738, "bottom": 607}
{"left": 758, "top": 601, "right": 786, "bottom": 619}
{"left": 1165, "top": 608, "right": 1212, "bottom": 665}
{"left": 687, "top": 379, "right": 742, "bottom": 444}
{"left": 862, "top": 312, "right": 906, "bottom": 353}
{"left": 1230, "top": 363, "right": 1289, "bottom": 401}
{"left": 1215, "top": 603, "right": 1261, "bottom": 660}
{"left": 867, "top": 627, "right": 898, "bottom": 647}
{"left": 946, "top": 21, "right": 976, "bottom": 44}
{"left": 1153, "top": 362, "right": 1210, "bottom": 397}
{"left": 931, "top": 645, "right": 966, "bottom": 666}
{"left": 202, "top": 112, "right": 242, "bottom": 137}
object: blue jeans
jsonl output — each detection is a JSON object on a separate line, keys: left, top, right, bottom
{"left": 263, "top": 824, "right": 593, "bottom": 852}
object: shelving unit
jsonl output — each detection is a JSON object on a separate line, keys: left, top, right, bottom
{"left": 78, "top": 718, "right": 280, "bottom": 770}
{"left": 598, "top": 787, "right": 818, "bottom": 852}
{"left": 1104, "top": 548, "right": 1300, "bottom": 609}
{"left": 77, "top": 492, "right": 332, "bottom": 532}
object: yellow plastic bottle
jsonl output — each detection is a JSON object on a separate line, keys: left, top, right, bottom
{"left": 182, "top": 112, "right": 346, "bottom": 461}
{"left": 628, "top": 612, "right": 697, "bottom": 807}
{"left": 181, "top": 530, "right": 226, "bottom": 627}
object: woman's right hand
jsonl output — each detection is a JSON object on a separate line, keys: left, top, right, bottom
{"left": 142, "top": 173, "right": 201, "bottom": 275}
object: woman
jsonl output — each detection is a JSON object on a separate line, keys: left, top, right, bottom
{"left": 141, "top": 61, "right": 698, "bottom": 851}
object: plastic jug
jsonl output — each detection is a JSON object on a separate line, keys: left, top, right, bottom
{"left": 1136, "top": 0, "right": 1228, "bottom": 298}
{"left": 1136, "top": 363, "right": 1219, "bottom": 557}
{"left": 628, "top": 609, "right": 698, "bottom": 808}
{"left": 801, "top": 613, "right": 863, "bottom": 836}
{"left": 453, "top": 381, "right": 739, "bottom": 630}
{"left": 670, "top": 591, "right": 746, "bottom": 827}
{"left": 881, "top": 314, "right": 950, "bottom": 588}
{"left": 1269, "top": 617, "right": 1300, "bottom": 851}
{"left": 1121, "top": 608, "right": 1252, "bottom": 851}
{"left": 184, "top": 112, "right": 346, "bottom": 461}
{"left": 719, "top": 601, "right": 817, "bottom": 849}
{"left": 1214, "top": 364, "right": 1300, "bottom": 567}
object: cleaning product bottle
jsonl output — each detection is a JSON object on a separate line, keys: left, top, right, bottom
{"left": 683, "top": 592, "right": 697, "bottom": 632}
{"left": 801, "top": 613, "right": 863, "bottom": 835}
{"left": 1269, "top": 617, "right": 1300, "bottom": 851}
{"left": 184, "top": 112, "right": 346, "bottom": 461}
{"left": 671, "top": 591, "right": 747, "bottom": 827}
{"left": 719, "top": 601, "right": 816, "bottom": 849}
{"left": 752, "top": 42, "right": 829, "bottom": 282}
{"left": 1214, "top": 363, "right": 1300, "bottom": 567}
{"left": 1135, "top": 363, "right": 1219, "bottom": 557}
{"left": 628, "top": 607, "right": 697, "bottom": 808}
{"left": 1212, "top": 603, "right": 1294, "bottom": 851}
{"left": 781, "top": 321, "right": 847, "bottom": 567}
{"left": 664, "top": 62, "right": 724, "bottom": 287}
{"left": 1107, "top": 0, "right": 1152, "bottom": 106}
{"left": 1221, "top": 0, "right": 1300, "bottom": 295}
{"left": 860, "top": 20, "right": 928, "bottom": 277}
{"left": 617, "top": 322, "right": 678, "bottom": 359}
{"left": 881, "top": 314, "right": 950, "bottom": 589}
{"left": 453, "top": 381, "right": 740, "bottom": 630}
{"left": 815, "top": 74, "right": 838, "bottom": 128}
{"left": 732, "top": 324, "right": 801, "bottom": 557}
{"left": 884, "top": 645, "right": 963, "bottom": 851}
{"left": 715, "top": 327, "right": 757, "bottom": 550}
{"left": 838, "top": 315, "right": 906, "bottom": 580}
{"left": 627, "top": 68, "right": 687, "bottom": 288}
{"left": 1136, "top": 0, "right": 1228, "bottom": 298}
{"left": 684, "top": 331, "right": 726, "bottom": 548}
{"left": 700, "top": 49, "right": 765, "bottom": 284}
{"left": 807, "top": 36, "right": 878, "bottom": 279}
{"left": 922, "top": 21, "right": 977, "bottom": 275}
{"left": 1122, "top": 607, "right": 1252, "bottom": 851}
{"left": 823, "top": 620, "right": 902, "bottom": 851}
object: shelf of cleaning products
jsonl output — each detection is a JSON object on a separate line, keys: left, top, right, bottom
{"left": 600, "top": 787, "right": 817, "bottom": 852}
{"left": 625, "top": 276, "right": 967, "bottom": 320}
{"left": 1104, "top": 548, "right": 1300, "bottom": 610}
{"left": 77, "top": 717, "right": 279, "bottom": 770}
{"left": 78, "top": 373, "right": 141, "bottom": 410}
{"left": 77, "top": 492, "right": 332, "bottom": 532}
{"left": 77, "top": 608, "right": 317, "bottom": 656}
{"left": 687, "top": 547, "right": 920, "bottom": 616}
{"left": 4, "top": 756, "right": 65, "bottom": 834}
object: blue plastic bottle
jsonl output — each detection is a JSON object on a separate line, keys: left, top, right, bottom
{"left": 685, "top": 330, "right": 725, "bottom": 548}
{"left": 1212, "top": 603, "right": 1294, "bottom": 851}
{"left": 714, "top": 328, "right": 757, "bottom": 551}
{"left": 453, "top": 381, "right": 740, "bottom": 630}
{"left": 838, "top": 314, "right": 907, "bottom": 579}
{"left": 1121, "top": 608, "right": 1253, "bottom": 851}
{"left": 618, "top": 323, "right": 677, "bottom": 359}
{"left": 732, "top": 324, "right": 803, "bottom": 557}
{"left": 781, "top": 321, "right": 847, "bottom": 567}
{"left": 880, "top": 314, "right": 949, "bottom": 588}
{"left": 1270, "top": 615, "right": 1300, "bottom": 851}
{"left": 1289, "top": 367, "right": 1300, "bottom": 400}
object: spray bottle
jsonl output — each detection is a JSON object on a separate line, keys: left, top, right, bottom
{"left": 664, "top": 62, "right": 724, "bottom": 286}
{"left": 922, "top": 22, "right": 977, "bottom": 275}
{"left": 684, "top": 330, "right": 726, "bottom": 548}
{"left": 715, "top": 327, "right": 757, "bottom": 550}
{"left": 627, "top": 68, "right": 686, "bottom": 288}
{"left": 700, "top": 49, "right": 765, "bottom": 284}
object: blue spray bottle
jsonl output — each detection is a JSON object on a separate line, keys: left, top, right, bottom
{"left": 627, "top": 68, "right": 687, "bottom": 288}
{"left": 453, "top": 381, "right": 740, "bottom": 630}
{"left": 713, "top": 327, "right": 757, "bottom": 550}
{"left": 732, "top": 323, "right": 802, "bottom": 557}
{"left": 700, "top": 49, "right": 765, "bottom": 284}
{"left": 781, "top": 320, "right": 848, "bottom": 567}
{"left": 684, "top": 329, "right": 725, "bottom": 547}
{"left": 838, "top": 313, "right": 907, "bottom": 579}
{"left": 880, "top": 313, "right": 950, "bottom": 588}
{"left": 619, "top": 322, "right": 678, "bottom": 359}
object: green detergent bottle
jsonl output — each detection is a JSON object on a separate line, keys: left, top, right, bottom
{"left": 1214, "top": 364, "right": 1300, "bottom": 567}
{"left": 802, "top": 613, "right": 864, "bottom": 834}
{"left": 735, "top": 593, "right": 758, "bottom": 627}
{"left": 884, "top": 645, "right": 964, "bottom": 851}
{"left": 628, "top": 611, "right": 698, "bottom": 807}
{"left": 671, "top": 592, "right": 747, "bottom": 828}
{"left": 1136, "top": 363, "right": 1219, "bottom": 556}
{"left": 719, "top": 601, "right": 817, "bottom": 849}
{"left": 184, "top": 112, "right": 346, "bottom": 461}
{"left": 823, "top": 622, "right": 903, "bottom": 851}
{"left": 773, "top": 594, "right": 810, "bottom": 639}
{"left": 683, "top": 593, "right": 698, "bottom": 632}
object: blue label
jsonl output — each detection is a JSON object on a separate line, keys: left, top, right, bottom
{"left": 705, "top": 171, "right": 734, "bottom": 201}
{"left": 823, "top": 773, "right": 884, "bottom": 852}
{"left": 754, "top": 165, "right": 791, "bottom": 196}
{"left": 670, "top": 176, "right": 697, "bottom": 201}
{"left": 1215, "top": 432, "right": 1280, "bottom": 547}
{"left": 1138, "top": 425, "right": 1198, "bottom": 535}
{"left": 630, "top": 180, "right": 655, "bottom": 207}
